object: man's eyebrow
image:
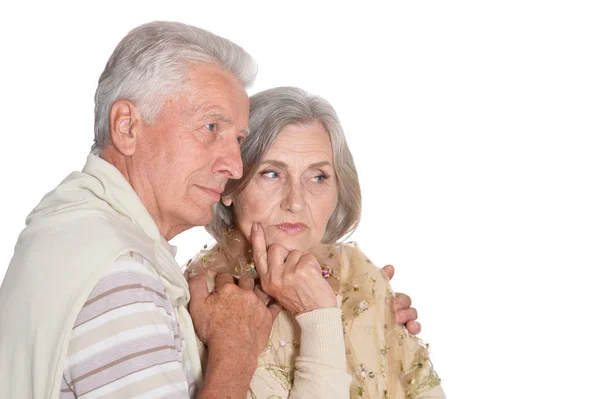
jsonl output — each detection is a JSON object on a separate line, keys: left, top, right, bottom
{"left": 241, "top": 127, "right": 250, "bottom": 135}
{"left": 204, "top": 112, "right": 233, "bottom": 124}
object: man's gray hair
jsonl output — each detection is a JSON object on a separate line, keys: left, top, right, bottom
{"left": 92, "top": 21, "right": 257, "bottom": 154}
{"left": 208, "top": 87, "right": 362, "bottom": 244}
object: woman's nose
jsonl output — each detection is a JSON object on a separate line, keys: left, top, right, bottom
{"left": 281, "top": 183, "right": 305, "bottom": 213}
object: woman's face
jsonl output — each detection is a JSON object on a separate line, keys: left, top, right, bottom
{"left": 232, "top": 122, "right": 338, "bottom": 252}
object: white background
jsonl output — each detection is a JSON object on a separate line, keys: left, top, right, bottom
{"left": 1, "top": 1, "right": 599, "bottom": 398}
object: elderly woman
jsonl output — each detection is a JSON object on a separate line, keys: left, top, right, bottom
{"left": 188, "top": 87, "right": 445, "bottom": 398}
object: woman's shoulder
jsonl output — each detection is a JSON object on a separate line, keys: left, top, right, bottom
{"left": 335, "top": 242, "right": 389, "bottom": 283}
{"left": 314, "top": 241, "right": 392, "bottom": 301}
{"left": 314, "top": 241, "right": 373, "bottom": 263}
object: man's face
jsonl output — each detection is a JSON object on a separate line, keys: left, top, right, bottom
{"left": 134, "top": 64, "right": 249, "bottom": 238}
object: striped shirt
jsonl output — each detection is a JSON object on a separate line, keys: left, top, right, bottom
{"left": 60, "top": 252, "right": 196, "bottom": 398}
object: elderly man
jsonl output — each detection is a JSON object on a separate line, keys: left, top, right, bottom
{"left": 0, "top": 21, "right": 419, "bottom": 398}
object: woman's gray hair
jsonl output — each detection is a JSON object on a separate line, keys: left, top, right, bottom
{"left": 91, "top": 21, "right": 257, "bottom": 155}
{"left": 208, "top": 87, "right": 361, "bottom": 244}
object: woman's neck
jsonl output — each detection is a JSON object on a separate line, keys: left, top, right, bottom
{"left": 219, "top": 226, "right": 252, "bottom": 261}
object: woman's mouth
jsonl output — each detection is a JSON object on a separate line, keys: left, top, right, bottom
{"left": 276, "top": 223, "right": 307, "bottom": 235}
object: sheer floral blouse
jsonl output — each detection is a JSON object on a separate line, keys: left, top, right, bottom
{"left": 188, "top": 241, "right": 445, "bottom": 399}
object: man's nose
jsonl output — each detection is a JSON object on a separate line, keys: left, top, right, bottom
{"left": 212, "top": 138, "right": 243, "bottom": 179}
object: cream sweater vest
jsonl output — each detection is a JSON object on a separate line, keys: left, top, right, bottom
{"left": 0, "top": 155, "right": 201, "bottom": 398}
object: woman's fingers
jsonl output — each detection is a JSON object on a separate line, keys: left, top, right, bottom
{"left": 251, "top": 223, "right": 289, "bottom": 277}
{"left": 267, "top": 301, "right": 282, "bottom": 321}
{"left": 238, "top": 274, "right": 255, "bottom": 291}
{"left": 254, "top": 284, "right": 272, "bottom": 305}
{"left": 283, "top": 250, "right": 303, "bottom": 270}
{"left": 251, "top": 223, "right": 269, "bottom": 276}
{"left": 296, "top": 252, "right": 322, "bottom": 275}
{"left": 215, "top": 272, "right": 235, "bottom": 289}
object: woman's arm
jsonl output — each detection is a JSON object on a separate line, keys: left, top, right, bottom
{"left": 287, "top": 308, "right": 351, "bottom": 399}
{"left": 248, "top": 225, "right": 351, "bottom": 398}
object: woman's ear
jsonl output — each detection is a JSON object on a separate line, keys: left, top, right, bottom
{"left": 109, "top": 99, "right": 141, "bottom": 156}
{"left": 221, "top": 195, "right": 233, "bottom": 207}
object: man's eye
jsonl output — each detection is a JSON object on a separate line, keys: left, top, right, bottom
{"left": 237, "top": 136, "right": 246, "bottom": 144}
{"left": 206, "top": 123, "right": 217, "bottom": 131}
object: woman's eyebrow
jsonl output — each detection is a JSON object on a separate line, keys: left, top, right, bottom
{"left": 260, "top": 160, "right": 332, "bottom": 169}
{"left": 260, "top": 159, "right": 287, "bottom": 168}
{"left": 308, "top": 161, "right": 333, "bottom": 169}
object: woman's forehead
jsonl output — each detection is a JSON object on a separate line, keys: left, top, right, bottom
{"left": 266, "top": 123, "right": 332, "bottom": 160}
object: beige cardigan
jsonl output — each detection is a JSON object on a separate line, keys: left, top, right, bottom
{"left": 0, "top": 155, "right": 201, "bottom": 398}
{"left": 191, "top": 242, "right": 445, "bottom": 398}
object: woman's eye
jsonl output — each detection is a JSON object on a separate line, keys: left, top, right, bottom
{"left": 261, "top": 171, "right": 279, "bottom": 179}
{"left": 312, "top": 174, "right": 328, "bottom": 183}
{"left": 237, "top": 136, "right": 246, "bottom": 144}
{"left": 206, "top": 123, "right": 217, "bottom": 132}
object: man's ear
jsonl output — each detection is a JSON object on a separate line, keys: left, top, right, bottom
{"left": 221, "top": 195, "right": 233, "bottom": 206}
{"left": 109, "top": 100, "right": 141, "bottom": 156}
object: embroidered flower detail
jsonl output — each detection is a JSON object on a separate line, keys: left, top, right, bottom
{"left": 200, "top": 252, "right": 215, "bottom": 264}
{"left": 321, "top": 266, "right": 331, "bottom": 278}
{"left": 359, "top": 364, "right": 367, "bottom": 377}
{"left": 279, "top": 339, "right": 287, "bottom": 348}
{"left": 353, "top": 300, "right": 369, "bottom": 317}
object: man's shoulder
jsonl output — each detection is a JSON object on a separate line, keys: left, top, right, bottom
{"left": 72, "top": 252, "right": 172, "bottom": 330}
{"left": 97, "top": 251, "right": 166, "bottom": 294}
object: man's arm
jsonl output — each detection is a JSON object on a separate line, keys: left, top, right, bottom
{"left": 188, "top": 273, "right": 281, "bottom": 399}
{"left": 62, "top": 255, "right": 192, "bottom": 398}
{"left": 382, "top": 264, "right": 422, "bottom": 334}
{"left": 195, "top": 346, "right": 258, "bottom": 399}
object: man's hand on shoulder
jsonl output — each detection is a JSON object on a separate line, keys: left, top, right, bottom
{"left": 382, "top": 264, "right": 422, "bottom": 335}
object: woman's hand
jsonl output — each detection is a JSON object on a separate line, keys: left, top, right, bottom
{"left": 382, "top": 265, "right": 422, "bottom": 334}
{"left": 251, "top": 223, "right": 337, "bottom": 316}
